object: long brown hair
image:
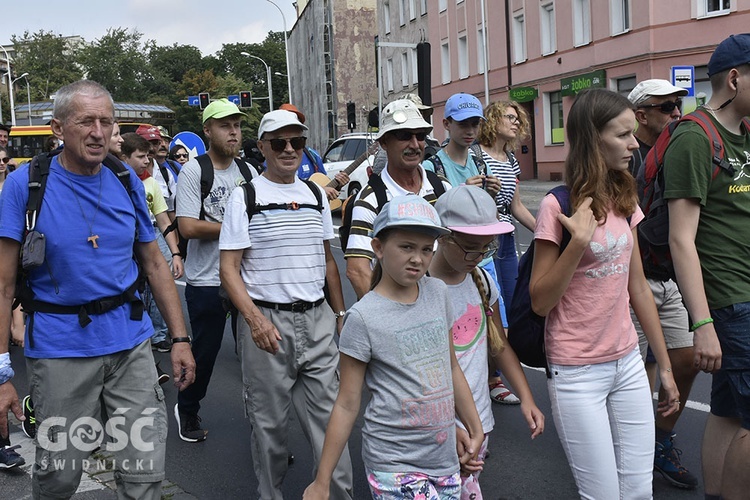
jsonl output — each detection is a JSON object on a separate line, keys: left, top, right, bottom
{"left": 564, "top": 89, "right": 637, "bottom": 222}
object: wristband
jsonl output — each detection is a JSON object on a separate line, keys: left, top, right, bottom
{"left": 172, "top": 252, "right": 183, "bottom": 258}
{"left": 689, "top": 317, "right": 714, "bottom": 332}
{"left": 0, "top": 352, "right": 14, "bottom": 385}
{"left": 334, "top": 310, "right": 346, "bottom": 319}
{"left": 171, "top": 337, "right": 192, "bottom": 345}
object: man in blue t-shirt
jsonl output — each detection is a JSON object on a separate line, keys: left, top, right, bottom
{"left": 0, "top": 80, "right": 195, "bottom": 499}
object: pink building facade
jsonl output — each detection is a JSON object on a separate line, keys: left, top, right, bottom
{"left": 426, "top": 0, "right": 750, "bottom": 180}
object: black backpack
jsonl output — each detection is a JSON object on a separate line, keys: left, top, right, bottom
{"left": 195, "top": 154, "right": 261, "bottom": 220}
{"left": 238, "top": 178, "right": 323, "bottom": 221}
{"left": 338, "top": 170, "right": 446, "bottom": 252}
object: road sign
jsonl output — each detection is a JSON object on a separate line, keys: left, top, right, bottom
{"left": 227, "top": 94, "right": 240, "bottom": 105}
{"left": 171, "top": 131, "right": 206, "bottom": 160}
{"left": 188, "top": 95, "right": 200, "bottom": 107}
{"left": 671, "top": 66, "right": 695, "bottom": 96}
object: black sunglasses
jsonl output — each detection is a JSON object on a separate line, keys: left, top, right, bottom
{"left": 391, "top": 130, "right": 427, "bottom": 142}
{"left": 638, "top": 99, "right": 682, "bottom": 114}
{"left": 267, "top": 136, "right": 307, "bottom": 152}
{"left": 174, "top": 153, "right": 189, "bottom": 159}
{"left": 0, "top": 157, "right": 10, "bottom": 164}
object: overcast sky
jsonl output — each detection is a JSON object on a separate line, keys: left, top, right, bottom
{"left": 3, "top": 0, "right": 298, "bottom": 56}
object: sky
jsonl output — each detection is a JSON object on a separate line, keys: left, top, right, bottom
{"left": 3, "top": 0, "right": 299, "bottom": 56}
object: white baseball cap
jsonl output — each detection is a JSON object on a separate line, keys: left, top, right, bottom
{"left": 628, "top": 79, "right": 688, "bottom": 106}
{"left": 258, "top": 110, "right": 308, "bottom": 138}
{"left": 376, "top": 99, "right": 433, "bottom": 140}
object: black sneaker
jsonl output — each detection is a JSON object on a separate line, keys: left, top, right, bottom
{"left": 0, "top": 445, "right": 26, "bottom": 469}
{"left": 654, "top": 433, "right": 698, "bottom": 489}
{"left": 152, "top": 339, "right": 172, "bottom": 353}
{"left": 156, "top": 363, "right": 170, "bottom": 385}
{"left": 173, "top": 404, "right": 207, "bottom": 443}
{"left": 21, "top": 395, "right": 36, "bottom": 439}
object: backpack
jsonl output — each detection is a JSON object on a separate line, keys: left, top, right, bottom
{"left": 636, "top": 109, "right": 750, "bottom": 281}
{"left": 425, "top": 144, "right": 487, "bottom": 178}
{"left": 238, "top": 178, "right": 323, "bottom": 221}
{"left": 195, "top": 154, "right": 261, "bottom": 220}
{"left": 303, "top": 147, "right": 324, "bottom": 174}
{"left": 506, "top": 186, "right": 571, "bottom": 375}
{"left": 16, "top": 151, "right": 144, "bottom": 346}
{"left": 338, "top": 170, "right": 447, "bottom": 252}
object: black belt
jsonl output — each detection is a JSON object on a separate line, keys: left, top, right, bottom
{"left": 253, "top": 297, "right": 325, "bottom": 313}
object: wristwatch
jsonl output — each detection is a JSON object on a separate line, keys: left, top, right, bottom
{"left": 334, "top": 310, "right": 346, "bottom": 319}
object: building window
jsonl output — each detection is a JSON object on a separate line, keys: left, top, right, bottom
{"left": 477, "top": 27, "right": 486, "bottom": 74}
{"left": 616, "top": 76, "right": 636, "bottom": 96}
{"left": 540, "top": 2, "right": 556, "bottom": 55}
{"left": 399, "top": 0, "right": 406, "bottom": 26}
{"left": 441, "top": 41, "right": 451, "bottom": 84}
{"left": 439, "top": 0, "right": 447, "bottom": 12}
{"left": 411, "top": 47, "right": 419, "bottom": 84}
{"left": 513, "top": 13, "right": 527, "bottom": 63}
{"left": 610, "top": 0, "right": 630, "bottom": 35}
{"left": 409, "top": 0, "right": 416, "bottom": 20}
{"left": 458, "top": 35, "right": 469, "bottom": 79}
{"left": 573, "top": 0, "right": 591, "bottom": 46}
{"left": 401, "top": 52, "right": 409, "bottom": 87}
{"left": 546, "top": 91, "right": 564, "bottom": 145}
{"left": 387, "top": 58, "right": 394, "bottom": 91}
{"left": 384, "top": 1, "right": 391, "bottom": 34}
{"left": 695, "top": 0, "right": 731, "bottom": 17}
{"left": 421, "top": 0, "right": 428, "bottom": 15}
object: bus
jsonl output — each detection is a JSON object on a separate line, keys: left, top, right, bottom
{"left": 8, "top": 125, "right": 54, "bottom": 164}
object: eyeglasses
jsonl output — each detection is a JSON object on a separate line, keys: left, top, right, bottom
{"left": 391, "top": 130, "right": 427, "bottom": 142}
{"left": 174, "top": 153, "right": 189, "bottom": 159}
{"left": 0, "top": 157, "right": 11, "bottom": 164}
{"left": 638, "top": 99, "right": 682, "bottom": 114}
{"left": 266, "top": 136, "right": 307, "bottom": 152}
{"left": 447, "top": 237, "right": 497, "bottom": 261}
{"left": 504, "top": 114, "right": 520, "bottom": 125}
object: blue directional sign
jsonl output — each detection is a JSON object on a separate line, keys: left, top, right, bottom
{"left": 171, "top": 131, "right": 206, "bottom": 160}
{"left": 187, "top": 95, "right": 200, "bottom": 107}
{"left": 227, "top": 94, "right": 240, "bottom": 105}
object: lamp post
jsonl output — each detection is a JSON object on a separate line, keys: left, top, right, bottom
{"left": 241, "top": 52, "right": 273, "bottom": 110}
{"left": 12, "top": 72, "right": 30, "bottom": 126}
{"left": 266, "top": 0, "right": 292, "bottom": 105}
{"left": 0, "top": 45, "right": 16, "bottom": 125}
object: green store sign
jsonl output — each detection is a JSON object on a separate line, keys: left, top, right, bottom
{"left": 509, "top": 87, "right": 538, "bottom": 103}
{"left": 561, "top": 69, "right": 606, "bottom": 96}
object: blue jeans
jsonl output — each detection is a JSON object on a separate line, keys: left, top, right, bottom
{"left": 710, "top": 301, "right": 750, "bottom": 429}
{"left": 493, "top": 232, "right": 519, "bottom": 309}
{"left": 177, "top": 285, "right": 235, "bottom": 416}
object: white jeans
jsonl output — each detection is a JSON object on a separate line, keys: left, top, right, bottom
{"left": 548, "top": 348, "right": 654, "bottom": 500}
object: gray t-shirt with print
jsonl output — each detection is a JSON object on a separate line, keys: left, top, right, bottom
{"left": 339, "top": 276, "right": 459, "bottom": 476}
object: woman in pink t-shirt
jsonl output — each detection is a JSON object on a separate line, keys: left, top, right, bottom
{"left": 529, "top": 89, "right": 679, "bottom": 499}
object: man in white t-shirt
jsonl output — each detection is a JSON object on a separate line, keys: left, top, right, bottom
{"left": 219, "top": 109, "right": 353, "bottom": 499}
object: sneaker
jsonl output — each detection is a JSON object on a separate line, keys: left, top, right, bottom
{"left": 0, "top": 445, "right": 26, "bottom": 469}
{"left": 654, "top": 433, "right": 698, "bottom": 489}
{"left": 489, "top": 378, "right": 520, "bottom": 405}
{"left": 21, "top": 395, "right": 36, "bottom": 439}
{"left": 156, "top": 363, "right": 170, "bottom": 386}
{"left": 173, "top": 404, "right": 207, "bottom": 443}
{"left": 152, "top": 339, "right": 172, "bottom": 353}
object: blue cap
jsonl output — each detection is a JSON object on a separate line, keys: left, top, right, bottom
{"left": 372, "top": 195, "right": 450, "bottom": 238}
{"left": 444, "top": 93, "right": 485, "bottom": 122}
{"left": 708, "top": 34, "right": 750, "bottom": 77}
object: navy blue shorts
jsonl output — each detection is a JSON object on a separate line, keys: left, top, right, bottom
{"left": 710, "top": 302, "right": 750, "bottom": 430}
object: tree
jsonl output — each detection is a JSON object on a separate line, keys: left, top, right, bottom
{"left": 11, "top": 30, "right": 84, "bottom": 100}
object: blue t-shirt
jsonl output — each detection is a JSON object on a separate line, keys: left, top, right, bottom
{"left": 423, "top": 148, "right": 481, "bottom": 188}
{"left": 296, "top": 148, "right": 327, "bottom": 180}
{"left": 0, "top": 157, "right": 156, "bottom": 359}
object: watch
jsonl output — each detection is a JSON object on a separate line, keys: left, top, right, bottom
{"left": 334, "top": 310, "right": 346, "bottom": 319}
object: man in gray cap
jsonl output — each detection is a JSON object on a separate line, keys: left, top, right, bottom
{"left": 626, "top": 79, "right": 698, "bottom": 490}
{"left": 345, "top": 98, "right": 451, "bottom": 298}
{"left": 219, "top": 109, "right": 353, "bottom": 499}
{"left": 665, "top": 33, "right": 750, "bottom": 499}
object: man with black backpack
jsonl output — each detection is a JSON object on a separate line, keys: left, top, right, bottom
{"left": 664, "top": 34, "right": 750, "bottom": 500}
{"left": 174, "top": 98, "right": 257, "bottom": 443}
{"left": 344, "top": 98, "right": 451, "bottom": 299}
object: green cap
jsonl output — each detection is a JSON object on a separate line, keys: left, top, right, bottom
{"left": 202, "top": 98, "right": 247, "bottom": 124}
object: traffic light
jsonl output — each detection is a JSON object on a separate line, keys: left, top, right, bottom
{"left": 416, "top": 42, "right": 432, "bottom": 106}
{"left": 347, "top": 102, "right": 356, "bottom": 130}
{"left": 240, "top": 91, "right": 252, "bottom": 108}
{"left": 368, "top": 107, "right": 379, "bottom": 128}
{"left": 198, "top": 92, "right": 210, "bottom": 109}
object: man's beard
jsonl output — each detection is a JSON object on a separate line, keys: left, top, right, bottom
{"left": 212, "top": 141, "right": 240, "bottom": 158}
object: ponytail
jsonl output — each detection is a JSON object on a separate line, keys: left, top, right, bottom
{"left": 470, "top": 268, "right": 504, "bottom": 355}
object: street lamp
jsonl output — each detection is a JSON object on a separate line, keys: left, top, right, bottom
{"left": 241, "top": 52, "right": 273, "bottom": 110}
{"left": 266, "top": 0, "right": 292, "bottom": 105}
{"left": 0, "top": 45, "right": 15, "bottom": 126}
{"left": 274, "top": 72, "right": 287, "bottom": 78}
{"left": 12, "top": 72, "right": 31, "bottom": 126}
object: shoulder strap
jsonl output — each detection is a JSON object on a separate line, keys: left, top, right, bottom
{"left": 548, "top": 186, "right": 572, "bottom": 251}
{"left": 684, "top": 109, "right": 734, "bottom": 178}
{"left": 25, "top": 152, "right": 55, "bottom": 230}
{"left": 469, "top": 143, "right": 487, "bottom": 175}
{"left": 425, "top": 170, "right": 446, "bottom": 199}
{"left": 300, "top": 178, "right": 324, "bottom": 210}
{"left": 196, "top": 154, "right": 214, "bottom": 220}
{"left": 252, "top": 178, "right": 325, "bottom": 215}
{"left": 235, "top": 157, "right": 261, "bottom": 178}
{"left": 242, "top": 182, "right": 256, "bottom": 222}
{"left": 425, "top": 153, "right": 445, "bottom": 177}
{"left": 367, "top": 174, "right": 389, "bottom": 214}
{"left": 158, "top": 162, "right": 172, "bottom": 196}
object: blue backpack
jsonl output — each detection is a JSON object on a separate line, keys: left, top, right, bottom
{"left": 507, "top": 186, "right": 571, "bottom": 376}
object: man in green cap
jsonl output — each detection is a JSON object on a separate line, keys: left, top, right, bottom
{"left": 174, "top": 98, "right": 258, "bottom": 442}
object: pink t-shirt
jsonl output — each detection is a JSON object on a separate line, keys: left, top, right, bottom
{"left": 535, "top": 194, "right": 644, "bottom": 365}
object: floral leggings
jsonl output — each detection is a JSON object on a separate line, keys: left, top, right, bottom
{"left": 367, "top": 469, "right": 461, "bottom": 499}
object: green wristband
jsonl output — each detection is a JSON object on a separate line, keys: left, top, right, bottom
{"left": 690, "top": 317, "right": 714, "bottom": 332}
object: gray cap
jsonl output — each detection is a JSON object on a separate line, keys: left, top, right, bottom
{"left": 372, "top": 195, "right": 450, "bottom": 238}
{"left": 435, "top": 185, "right": 514, "bottom": 236}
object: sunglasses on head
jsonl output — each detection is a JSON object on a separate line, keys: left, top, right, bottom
{"left": 391, "top": 130, "right": 427, "bottom": 142}
{"left": 267, "top": 136, "right": 307, "bottom": 152}
{"left": 638, "top": 99, "right": 682, "bottom": 114}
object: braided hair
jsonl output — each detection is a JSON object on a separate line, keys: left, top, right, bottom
{"left": 470, "top": 268, "right": 504, "bottom": 355}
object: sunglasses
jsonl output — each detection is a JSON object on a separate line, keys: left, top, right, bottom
{"left": 174, "top": 153, "right": 189, "bottom": 159}
{"left": 0, "top": 157, "right": 11, "bottom": 164}
{"left": 267, "top": 136, "right": 307, "bottom": 152}
{"left": 391, "top": 130, "right": 427, "bottom": 142}
{"left": 638, "top": 99, "right": 682, "bottom": 114}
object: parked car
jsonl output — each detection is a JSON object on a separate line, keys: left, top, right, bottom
{"left": 322, "top": 133, "right": 377, "bottom": 203}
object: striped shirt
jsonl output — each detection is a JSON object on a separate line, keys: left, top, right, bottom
{"left": 482, "top": 150, "right": 520, "bottom": 224}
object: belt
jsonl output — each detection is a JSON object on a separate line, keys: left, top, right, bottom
{"left": 252, "top": 297, "right": 325, "bottom": 313}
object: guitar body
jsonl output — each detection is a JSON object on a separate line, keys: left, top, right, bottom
{"left": 307, "top": 141, "right": 379, "bottom": 212}
{"left": 309, "top": 172, "right": 343, "bottom": 211}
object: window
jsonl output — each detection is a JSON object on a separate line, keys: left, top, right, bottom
{"left": 610, "top": 0, "right": 630, "bottom": 34}
{"left": 439, "top": 0, "right": 447, "bottom": 12}
{"left": 384, "top": 1, "right": 391, "bottom": 34}
{"left": 411, "top": 47, "right": 419, "bottom": 84}
{"left": 399, "top": 0, "right": 406, "bottom": 26}
{"left": 540, "top": 2, "right": 557, "bottom": 55}
{"left": 387, "top": 58, "right": 394, "bottom": 91}
{"left": 616, "top": 76, "right": 636, "bottom": 96}
{"left": 513, "top": 13, "right": 527, "bottom": 63}
{"left": 477, "top": 27, "right": 486, "bottom": 74}
{"left": 409, "top": 0, "right": 416, "bottom": 20}
{"left": 458, "top": 35, "right": 469, "bottom": 79}
{"left": 546, "top": 91, "right": 564, "bottom": 145}
{"left": 696, "top": 0, "right": 731, "bottom": 17}
{"left": 441, "top": 42, "right": 451, "bottom": 84}
{"left": 420, "top": 0, "right": 428, "bottom": 16}
{"left": 401, "top": 52, "right": 410, "bottom": 87}
{"left": 573, "top": 0, "right": 591, "bottom": 46}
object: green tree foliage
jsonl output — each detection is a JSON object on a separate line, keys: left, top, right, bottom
{"left": 11, "top": 30, "right": 84, "bottom": 100}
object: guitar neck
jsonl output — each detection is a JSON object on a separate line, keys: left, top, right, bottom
{"left": 325, "top": 143, "right": 377, "bottom": 188}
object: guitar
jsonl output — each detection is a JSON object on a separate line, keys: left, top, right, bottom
{"left": 310, "top": 141, "right": 379, "bottom": 211}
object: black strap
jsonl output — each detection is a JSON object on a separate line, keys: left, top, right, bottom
{"left": 252, "top": 297, "right": 324, "bottom": 312}
{"left": 367, "top": 171, "right": 445, "bottom": 216}
{"left": 197, "top": 154, "right": 258, "bottom": 219}
{"left": 158, "top": 162, "right": 172, "bottom": 197}
{"left": 241, "top": 178, "right": 324, "bottom": 223}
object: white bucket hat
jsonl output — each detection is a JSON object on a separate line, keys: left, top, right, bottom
{"left": 376, "top": 99, "right": 433, "bottom": 140}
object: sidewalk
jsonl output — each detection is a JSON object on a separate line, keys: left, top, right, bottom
{"left": 518, "top": 179, "right": 564, "bottom": 211}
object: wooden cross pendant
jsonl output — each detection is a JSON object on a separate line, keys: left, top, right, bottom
{"left": 87, "top": 235, "right": 100, "bottom": 249}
